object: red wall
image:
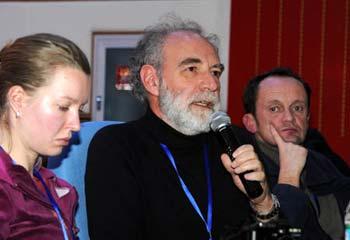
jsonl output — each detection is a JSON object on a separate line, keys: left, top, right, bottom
{"left": 228, "top": 0, "right": 350, "bottom": 164}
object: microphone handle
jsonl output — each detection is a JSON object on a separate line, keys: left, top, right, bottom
{"left": 218, "top": 127, "right": 263, "bottom": 199}
{"left": 226, "top": 146, "right": 263, "bottom": 199}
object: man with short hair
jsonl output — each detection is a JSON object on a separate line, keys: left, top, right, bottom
{"left": 242, "top": 67, "right": 350, "bottom": 239}
{"left": 85, "top": 16, "right": 276, "bottom": 239}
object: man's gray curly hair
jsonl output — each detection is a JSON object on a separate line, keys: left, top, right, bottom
{"left": 129, "top": 14, "right": 220, "bottom": 102}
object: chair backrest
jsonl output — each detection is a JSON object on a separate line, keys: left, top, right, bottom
{"left": 47, "top": 121, "right": 120, "bottom": 240}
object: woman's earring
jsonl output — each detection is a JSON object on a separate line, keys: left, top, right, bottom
{"left": 15, "top": 111, "right": 20, "bottom": 118}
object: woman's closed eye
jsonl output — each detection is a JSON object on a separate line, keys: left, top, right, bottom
{"left": 58, "top": 105, "right": 70, "bottom": 112}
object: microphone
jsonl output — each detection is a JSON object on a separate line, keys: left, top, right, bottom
{"left": 210, "top": 111, "right": 263, "bottom": 199}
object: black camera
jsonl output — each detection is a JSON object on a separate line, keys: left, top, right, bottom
{"left": 243, "top": 221, "right": 302, "bottom": 240}
{"left": 223, "top": 219, "right": 302, "bottom": 240}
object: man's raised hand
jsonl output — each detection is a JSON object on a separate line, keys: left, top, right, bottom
{"left": 270, "top": 125, "right": 307, "bottom": 187}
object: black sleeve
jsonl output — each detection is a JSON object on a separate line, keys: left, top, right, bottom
{"left": 304, "top": 128, "right": 350, "bottom": 177}
{"left": 272, "top": 183, "right": 331, "bottom": 240}
{"left": 85, "top": 126, "right": 143, "bottom": 239}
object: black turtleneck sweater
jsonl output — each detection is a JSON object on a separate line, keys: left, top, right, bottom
{"left": 85, "top": 109, "right": 250, "bottom": 240}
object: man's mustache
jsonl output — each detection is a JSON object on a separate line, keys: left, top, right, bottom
{"left": 190, "top": 92, "right": 220, "bottom": 105}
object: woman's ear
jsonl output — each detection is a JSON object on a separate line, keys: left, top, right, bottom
{"left": 7, "top": 85, "right": 26, "bottom": 117}
{"left": 140, "top": 65, "right": 160, "bottom": 97}
{"left": 242, "top": 113, "right": 258, "bottom": 133}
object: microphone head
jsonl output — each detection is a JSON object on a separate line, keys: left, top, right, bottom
{"left": 209, "top": 111, "right": 231, "bottom": 132}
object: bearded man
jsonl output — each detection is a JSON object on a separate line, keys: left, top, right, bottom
{"left": 85, "top": 16, "right": 276, "bottom": 240}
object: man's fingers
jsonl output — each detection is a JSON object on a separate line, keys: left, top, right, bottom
{"left": 233, "top": 158, "right": 261, "bottom": 175}
{"left": 269, "top": 125, "right": 284, "bottom": 147}
{"left": 232, "top": 144, "right": 254, "bottom": 158}
{"left": 243, "top": 170, "right": 265, "bottom": 182}
{"left": 220, "top": 153, "right": 234, "bottom": 173}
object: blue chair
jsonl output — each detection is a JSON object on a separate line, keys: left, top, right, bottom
{"left": 47, "top": 121, "right": 120, "bottom": 240}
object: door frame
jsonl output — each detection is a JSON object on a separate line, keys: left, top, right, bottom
{"left": 91, "top": 31, "right": 143, "bottom": 120}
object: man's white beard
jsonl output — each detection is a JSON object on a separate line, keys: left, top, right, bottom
{"left": 159, "top": 83, "right": 220, "bottom": 136}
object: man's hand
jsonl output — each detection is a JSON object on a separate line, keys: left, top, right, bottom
{"left": 270, "top": 125, "right": 308, "bottom": 187}
{"left": 220, "top": 144, "right": 273, "bottom": 213}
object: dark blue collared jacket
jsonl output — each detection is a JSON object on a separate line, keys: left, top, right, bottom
{"left": 230, "top": 125, "right": 350, "bottom": 240}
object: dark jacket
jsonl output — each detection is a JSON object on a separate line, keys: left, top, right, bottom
{"left": 0, "top": 148, "right": 78, "bottom": 240}
{"left": 304, "top": 128, "right": 350, "bottom": 177}
{"left": 231, "top": 125, "right": 350, "bottom": 240}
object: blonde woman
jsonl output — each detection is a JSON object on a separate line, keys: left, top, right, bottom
{"left": 0, "top": 33, "right": 90, "bottom": 239}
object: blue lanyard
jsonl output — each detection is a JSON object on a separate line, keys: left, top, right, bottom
{"left": 33, "top": 170, "right": 70, "bottom": 240}
{"left": 160, "top": 143, "right": 213, "bottom": 240}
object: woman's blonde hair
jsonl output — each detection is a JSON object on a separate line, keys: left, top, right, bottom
{"left": 0, "top": 33, "right": 90, "bottom": 116}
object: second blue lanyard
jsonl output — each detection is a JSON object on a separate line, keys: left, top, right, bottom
{"left": 33, "top": 170, "right": 70, "bottom": 240}
{"left": 160, "top": 143, "right": 213, "bottom": 240}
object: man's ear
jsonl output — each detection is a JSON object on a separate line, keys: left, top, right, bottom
{"left": 242, "top": 113, "right": 258, "bottom": 133}
{"left": 140, "top": 64, "right": 160, "bottom": 96}
{"left": 7, "top": 85, "right": 26, "bottom": 115}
